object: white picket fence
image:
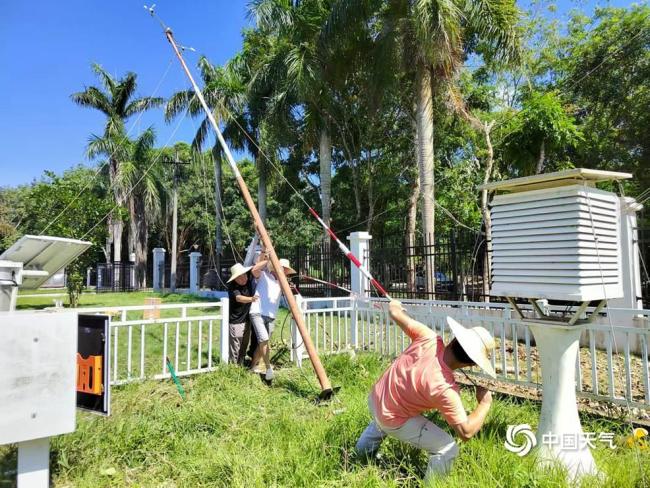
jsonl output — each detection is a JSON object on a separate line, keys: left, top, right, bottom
{"left": 297, "top": 297, "right": 650, "bottom": 411}
{"left": 80, "top": 296, "right": 650, "bottom": 412}
{"left": 78, "top": 300, "right": 228, "bottom": 385}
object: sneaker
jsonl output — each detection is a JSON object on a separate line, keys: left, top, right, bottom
{"left": 265, "top": 368, "right": 274, "bottom": 381}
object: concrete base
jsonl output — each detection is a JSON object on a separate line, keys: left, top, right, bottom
{"left": 529, "top": 323, "right": 598, "bottom": 480}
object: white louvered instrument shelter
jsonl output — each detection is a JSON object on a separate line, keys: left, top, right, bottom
{"left": 483, "top": 169, "right": 632, "bottom": 302}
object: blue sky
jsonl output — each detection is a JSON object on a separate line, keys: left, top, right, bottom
{"left": 0, "top": 0, "right": 634, "bottom": 187}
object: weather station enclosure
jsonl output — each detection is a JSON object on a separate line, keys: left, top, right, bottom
{"left": 482, "top": 168, "right": 635, "bottom": 480}
{"left": 0, "top": 235, "right": 92, "bottom": 488}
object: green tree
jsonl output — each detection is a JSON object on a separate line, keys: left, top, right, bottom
{"left": 71, "top": 64, "right": 164, "bottom": 262}
{"left": 88, "top": 129, "right": 167, "bottom": 287}
{"left": 326, "top": 0, "right": 520, "bottom": 293}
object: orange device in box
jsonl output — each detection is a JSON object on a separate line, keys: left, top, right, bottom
{"left": 76, "top": 353, "right": 103, "bottom": 395}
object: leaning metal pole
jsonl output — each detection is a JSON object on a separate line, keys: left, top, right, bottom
{"left": 163, "top": 28, "right": 333, "bottom": 395}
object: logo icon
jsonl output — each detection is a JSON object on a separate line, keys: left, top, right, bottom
{"left": 505, "top": 424, "right": 537, "bottom": 456}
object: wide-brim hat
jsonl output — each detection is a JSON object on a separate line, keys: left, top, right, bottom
{"left": 227, "top": 263, "right": 252, "bottom": 283}
{"left": 447, "top": 316, "right": 496, "bottom": 378}
{"left": 268, "top": 258, "right": 296, "bottom": 275}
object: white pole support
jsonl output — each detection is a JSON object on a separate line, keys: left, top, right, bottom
{"left": 348, "top": 232, "right": 372, "bottom": 350}
{"left": 220, "top": 296, "right": 229, "bottom": 364}
{"left": 0, "top": 260, "right": 22, "bottom": 312}
{"left": 86, "top": 267, "right": 92, "bottom": 288}
{"left": 610, "top": 197, "right": 643, "bottom": 311}
{"left": 152, "top": 248, "right": 166, "bottom": 292}
{"left": 189, "top": 252, "right": 202, "bottom": 294}
{"left": 17, "top": 438, "right": 50, "bottom": 488}
{"left": 529, "top": 323, "right": 598, "bottom": 480}
{"left": 291, "top": 295, "right": 306, "bottom": 367}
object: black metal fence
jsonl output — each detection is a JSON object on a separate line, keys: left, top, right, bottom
{"left": 96, "top": 263, "right": 137, "bottom": 293}
{"left": 640, "top": 218, "right": 650, "bottom": 309}
{"left": 367, "top": 230, "right": 490, "bottom": 301}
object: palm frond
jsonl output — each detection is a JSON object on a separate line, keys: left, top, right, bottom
{"left": 165, "top": 90, "right": 195, "bottom": 121}
{"left": 70, "top": 87, "right": 113, "bottom": 116}
{"left": 124, "top": 97, "right": 165, "bottom": 118}
{"left": 91, "top": 63, "right": 117, "bottom": 93}
{"left": 464, "top": 0, "right": 521, "bottom": 64}
{"left": 114, "top": 72, "right": 138, "bottom": 116}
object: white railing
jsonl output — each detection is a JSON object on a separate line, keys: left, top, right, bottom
{"left": 84, "top": 295, "right": 649, "bottom": 412}
{"left": 77, "top": 300, "right": 228, "bottom": 385}
{"left": 295, "top": 297, "right": 650, "bottom": 412}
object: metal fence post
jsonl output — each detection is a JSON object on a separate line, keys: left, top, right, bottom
{"left": 220, "top": 297, "right": 229, "bottom": 364}
{"left": 350, "top": 295, "right": 359, "bottom": 349}
{"left": 291, "top": 295, "right": 306, "bottom": 367}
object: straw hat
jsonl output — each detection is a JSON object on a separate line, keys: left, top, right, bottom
{"left": 227, "top": 263, "right": 252, "bottom": 283}
{"left": 267, "top": 258, "right": 296, "bottom": 275}
{"left": 446, "top": 316, "right": 496, "bottom": 378}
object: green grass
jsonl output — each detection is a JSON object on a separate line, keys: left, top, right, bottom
{"left": 1, "top": 354, "right": 648, "bottom": 488}
{"left": 16, "top": 290, "right": 217, "bottom": 311}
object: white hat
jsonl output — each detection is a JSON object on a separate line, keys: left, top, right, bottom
{"left": 446, "top": 316, "right": 496, "bottom": 378}
{"left": 227, "top": 263, "right": 252, "bottom": 283}
{"left": 267, "top": 258, "right": 296, "bottom": 275}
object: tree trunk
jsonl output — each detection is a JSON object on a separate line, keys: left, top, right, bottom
{"left": 257, "top": 154, "right": 267, "bottom": 224}
{"left": 366, "top": 151, "right": 374, "bottom": 233}
{"left": 536, "top": 139, "right": 546, "bottom": 174}
{"left": 212, "top": 145, "right": 223, "bottom": 283}
{"left": 351, "top": 160, "right": 362, "bottom": 220}
{"left": 134, "top": 196, "right": 148, "bottom": 289}
{"left": 108, "top": 156, "right": 124, "bottom": 263}
{"left": 319, "top": 127, "right": 332, "bottom": 245}
{"left": 112, "top": 219, "right": 123, "bottom": 263}
{"left": 128, "top": 206, "right": 136, "bottom": 262}
{"left": 481, "top": 122, "right": 496, "bottom": 301}
{"left": 416, "top": 63, "right": 435, "bottom": 296}
{"left": 406, "top": 177, "right": 420, "bottom": 295}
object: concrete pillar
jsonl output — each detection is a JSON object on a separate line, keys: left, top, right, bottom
{"left": 220, "top": 296, "right": 229, "bottom": 364}
{"left": 610, "top": 197, "right": 643, "bottom": 311}
{"left": 189, "top": 252, "right": 202, "bottom": 294}
{"left": 291, "top": 295, "right": 306, "bottom": 367}
{"left": 347, "top": 231, "right": 372, "bottom": 349}
{"left": 152, "top": 248, "right": 166, "bottom": 292}
{"left": 86, "top": 267, "right": 92, "bottom": 288}
{"left": 529, "top": 323, "right": 598, "bottom": 480}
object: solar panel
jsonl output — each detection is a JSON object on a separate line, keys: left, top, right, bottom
{"left": 0, "top": 235, "right": 92, "bottom": 289}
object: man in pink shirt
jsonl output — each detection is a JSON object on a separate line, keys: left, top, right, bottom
{"left": 356, "top": 300, "right": 497, "bottom": 481}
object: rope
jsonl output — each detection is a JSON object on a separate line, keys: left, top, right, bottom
{"left": 39, "top": 58, "right": 174, "bottom": 236}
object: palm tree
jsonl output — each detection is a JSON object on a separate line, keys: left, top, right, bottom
{"left": 88, "top": 129, "right": 166, "bottom": 287}
{"left": 326, "top": 0, "right": 520, "bottom": 294}
{"left": 71, "top": 64, "right": 164, "bottom": 263}
{"left": 248, "top": 0, "right": 337, "bottom": 245}
{"left": 165, "top": 57, "right": 247, "bottom": 275}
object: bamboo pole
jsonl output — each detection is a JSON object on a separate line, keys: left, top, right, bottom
{"left": 164, "top": 28, "right": 333, "bottom": 395}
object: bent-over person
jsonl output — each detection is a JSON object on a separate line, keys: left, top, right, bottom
{"left": 355, "top": 300, "right": 497, "bottom": 481}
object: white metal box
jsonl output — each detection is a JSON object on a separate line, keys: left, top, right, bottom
{"left": 490, "top": 184, "right": 623, "bottom": 301}
{"left": 0, "top": 311, "right": 77, "bottom": 444}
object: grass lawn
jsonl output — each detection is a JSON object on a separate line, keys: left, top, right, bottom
{"left": 1, "top": 354, "right": 648, "bottom": 487}
{"left": 16, "top": 290, "right": 218, "bottom": 311}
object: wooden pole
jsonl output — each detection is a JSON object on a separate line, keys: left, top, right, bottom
{"left": 164, "top": 28, "right": 333, "bottom": 394}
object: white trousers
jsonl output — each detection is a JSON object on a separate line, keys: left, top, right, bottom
{"left": 355, "top": 396, "right": 459, "bottom": 480}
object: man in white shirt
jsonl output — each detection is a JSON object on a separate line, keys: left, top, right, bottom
{"left": 249, "top": 251, "right": 297, "bottom": 380}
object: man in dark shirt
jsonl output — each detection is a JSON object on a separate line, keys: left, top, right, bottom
{"left": 227, "top": 263, "right": 257, "bottom": 364}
